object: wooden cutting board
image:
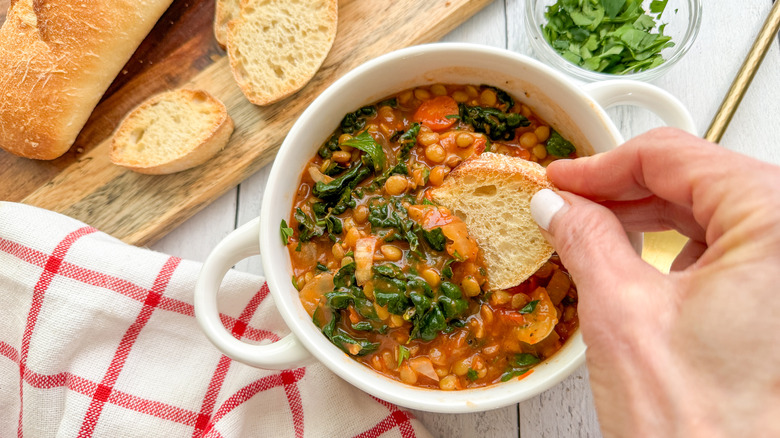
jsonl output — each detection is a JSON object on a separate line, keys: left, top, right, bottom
{"left": 0, "top": 0, "right": 492, "bottom": 246}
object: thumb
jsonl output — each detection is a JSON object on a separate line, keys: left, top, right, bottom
{"left": 530, "top": 189, "right": 651, "bottom": 293}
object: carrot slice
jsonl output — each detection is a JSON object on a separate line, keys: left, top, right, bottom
{"left": 413, "top": 96, "right": 459, "bottom": 131}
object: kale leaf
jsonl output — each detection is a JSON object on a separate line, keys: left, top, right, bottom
{"left": 343, "top": 131, "right": 386, "bottom": 172}
{"left": 545, "top": 130, "right": 576, "bottom": 157}
{"left": 459, "top": 104, "right": 530, "bottom": 141}
{"left": 340, "top": 105, "right": 377, "bottom": 134}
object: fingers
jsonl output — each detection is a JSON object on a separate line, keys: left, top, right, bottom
{"left": 545, "top": 128, "right": 713, "bottom": 205}
{"left": 546, "top": 127, "right": 776, "bottom": 243}
{"left": 601, "top": 196, "right": 706, "bottom": 242}
{"left": 670, "top": 239, "right": 707, "bottom": 271}
{"left": 530, "top": 189, "right": 657, "bottom": 294}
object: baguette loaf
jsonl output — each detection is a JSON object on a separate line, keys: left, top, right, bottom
{"left": 109, "top": 89, "right": 233, "bottom": 175}
{"left": 226, "top": 0, "right": 338, "bottom": 106}
{"left": 430, "top": 152, "right": 555, "bottom": 290}
{"left": 0, "top": 0, "right": 173, "bottom": 160}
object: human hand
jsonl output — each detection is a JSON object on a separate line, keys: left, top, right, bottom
{"left": 530, "top": 128, "right": 780, "bottom": 438}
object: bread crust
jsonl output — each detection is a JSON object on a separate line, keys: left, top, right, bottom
{"left": 109, "top": 89, "right": 234, "bottom": 175}
{"left": 213, "top": 0, "right": 239, "bottom": 48}
{"left": 431, "top": 152, "right": 555, "bottom": 290}
{"left": 0, "top": 0, "right": 174, "bottom": 160}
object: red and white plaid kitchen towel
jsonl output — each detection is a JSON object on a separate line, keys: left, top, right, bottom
{"left": 0, "top": 202, "right": 432, "bottom": 438}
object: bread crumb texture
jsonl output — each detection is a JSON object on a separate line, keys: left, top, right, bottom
{"left": 110, "top": 89, "right": 233, "bottom": 174}
{"left": 431, "top": 153, "right": 555, "bottom": 290}
{"left": 227, "top": 0, "right": 338, "bottom": 105}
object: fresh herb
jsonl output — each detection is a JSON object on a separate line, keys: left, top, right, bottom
{"left": 466, "top": 368, "right": 479, "bottom": 381}
{"left": 280, "top": 219, "right": 294, "bottom": 245}
{"left": 291, "top": 275, "right": 301, "bottom": 291}
{"left": 545, "top": 130, "right": 576, "bottom": 157}
{"left": 500, "top": 353, "right": 541, "bottom": 382}
{"left": 541, "top": 0, "right": 674, "bottom": 74}
{"left": 316, "top": 262, "right": 329, "bottom": 272}
{"left": 340, "top": 105, "right": 377, "bottom": 134}
{"left": 459, "top": 104, "right": 529, "bottom": 141}
{"left": 397, "top": 345, "right": 410, "bottom": 367}
{"left": 343, "top": 131, "right": 386, "bottom": 172}
{"left": 520, "top": 300, "right": 540, "bottom": 314}
{"left": 422, "top": 227, "right": 446, "bottom": 251}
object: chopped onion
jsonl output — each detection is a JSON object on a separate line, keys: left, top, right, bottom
{"left": 308, "top": 166, "right": 333, "bottom": 184}
{"left": 409, "top": 357, "right": 439, "bottom": 382}
{"left": 355, "top": 236, "right": 377, "bottom": 285}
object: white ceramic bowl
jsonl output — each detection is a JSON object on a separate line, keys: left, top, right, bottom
{"left": 194, "top": 43, "right": 695, "bottom": 413}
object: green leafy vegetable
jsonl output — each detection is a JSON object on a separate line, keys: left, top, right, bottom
{"left": 340, "top": 105, "right": 377, "bottom": 134}
{"left": 466, "top": 368, "right": 479, "bottom": 381}
{"left": 378, "top": 97, "right": 398, "bottom": 108}
{"left": 318, "top": 134, "right": 340, "bottom": 159}
{"left": 415, "top": 305, "right": 447, "bottom": 341}
{"left": 343, "top": 131, "right": 386, "bottom": 172}
{"left": 280, "top": 220, "right": 294, "bottom": 245}
{"left": 545, "top": 131, "right": 576, "bottom": 157}
{"left": 500, "top": 353, "right": 541, "bottom": 382}
{"left": 520, "top": 300, "right": 540, "bottom": 314}
{"left": 313, "top": 163, "right": 371, "bottom": 202}
{"left": 316, "top": 262, "right": 328, "bottom": 272}
{"left": 541, "top": 0, "right": 674, "bottom": 75}
{"left": 459, "top": 104, "right": 530, "bottom": 141}
{"left": 294, "top": 208, "right": 324, "bottom": 242}
{"left": 481, "top": 84, "right": 515, "bottom": 109}
{"left": 397, "top": 123, "right": 421, "bottom": 158}
{"left": 441, "top": 259, "right": 456, "bottom": 279}
{"left": 422, "top": 227, "right": 446, "bottom": 251}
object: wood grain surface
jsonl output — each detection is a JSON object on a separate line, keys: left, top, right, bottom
{"left": 0, "top": 0, "right": 492, "bottom": 246}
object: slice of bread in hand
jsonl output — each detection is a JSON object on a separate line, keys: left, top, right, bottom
{"left": 214, "top": 0, "right": 240, "bottom": 48}
{"left": 430, "top": 152, "right": 555, "bottom": 290}
{"left": 226, "top": 0, "right": 338, "bottom": 106}
{"left": 110, "top": 89, "right": 234, "bottom": 175}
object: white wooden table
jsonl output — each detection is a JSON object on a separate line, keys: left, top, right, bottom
{"left": 153, "top": 1, "right": 780, "bottom": 436}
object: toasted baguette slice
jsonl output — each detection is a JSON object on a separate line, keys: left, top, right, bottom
{"left": 214, "top": 0, "right": 240, "bottom": 48}
{"left": 430, "top": 152, "right": 555, "bottom": 290}
{"left": 110, "top": 89, "right": 234, "bottom": 175}
{"left": 226, "top": 0, "right": 338, "bottom": 106}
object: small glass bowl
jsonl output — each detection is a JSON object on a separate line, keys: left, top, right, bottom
{"left": 525, "top": 0, "right": 702, "bottom": 82}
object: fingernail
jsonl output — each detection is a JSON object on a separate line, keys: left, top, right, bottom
{"left": 530, "top": 189, "right": 566, "bottom": 231}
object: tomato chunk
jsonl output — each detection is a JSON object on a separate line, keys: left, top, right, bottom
{"left": 413, "top": 96, "right": 459, "bottom": 131}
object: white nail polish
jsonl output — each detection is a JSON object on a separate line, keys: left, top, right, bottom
{"left": 530, "top": 189, "right": 565, "bottom": 231}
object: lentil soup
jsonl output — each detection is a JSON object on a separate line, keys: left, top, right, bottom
{"left": 281, "top": 84, "right": 579, "bottom": 390}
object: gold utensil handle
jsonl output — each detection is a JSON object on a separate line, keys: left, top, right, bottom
{"left": 705, "top": 0, "right": 780, "bottom": 143}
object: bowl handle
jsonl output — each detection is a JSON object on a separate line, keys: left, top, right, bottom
{"left": 582, "top": 80, "right": 697, "bottom": 134}
{"left": 194, "top": 217, "right": 311, "bottom": 369}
